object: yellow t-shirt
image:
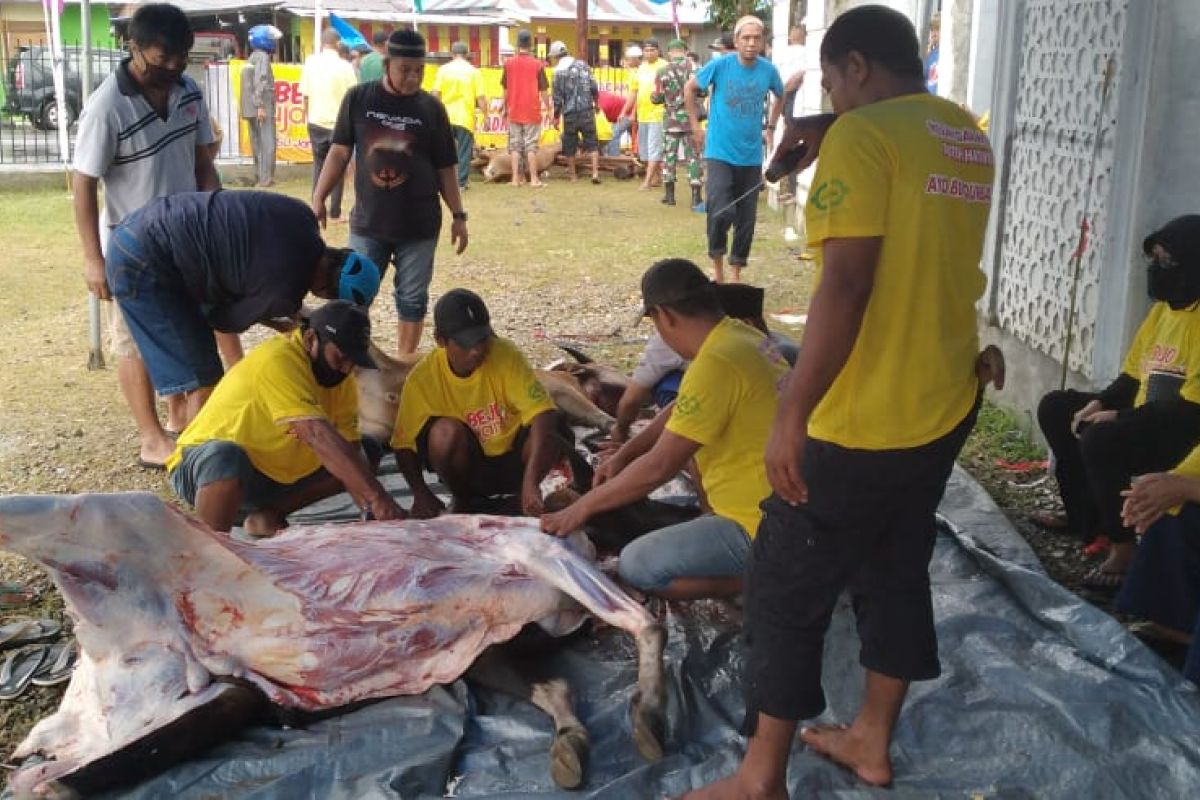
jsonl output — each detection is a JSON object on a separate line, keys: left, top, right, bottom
{"left": 298, "top": 49, "right": 357, "bottom": 129}
{"left": 665, "top": 318, "right": 790, "bottom": 536}
{"left": 166, "top": 331, "right": 360, "bottom": 484}
{"left": 805, "top": 93, "right": 994, "bottom": 450}
{"left": 1172, "top": 445, "right": 1200, "bottom": 480}
{"left": 432, "top": 58, "right": 485, "bottom": 130}
{"left": 1120, "top": 302, "right": 1200, "bottom": 407}
{"left": 390, "top": 337, "right": 556, "bottom": 457}
{"left": 633, "top": 60, "right": 666, "bottom": 124}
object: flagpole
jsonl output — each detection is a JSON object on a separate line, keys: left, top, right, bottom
{"left": 314, "top": 0, "right": 323, "bottom": 55}
{"left": 671, "top": 0, "right": 679, "bottom": 38}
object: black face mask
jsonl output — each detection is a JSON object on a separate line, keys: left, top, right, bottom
{"left": 133, "top": 49, "right": 184, "bottom": 90}
{"left": 311, "top": 337, "right": 349, "bottom": 387}
{"left": 1147, "top": 260, "right": 1200, "bottom": 310}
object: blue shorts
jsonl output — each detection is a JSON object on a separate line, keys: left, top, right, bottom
{"left": 652, "top": 370, "right": 683, "bottom": 408}
{"left": 105, "top": 217, "right": 223, "bottom": 395}
{"left": 349, "top": 233, "right": 437, "bottom": 323}
{"left": 638, "top": 121, "right": 664, "bottom": 162}
{"left": 618, "top": 513, "right": 751, "bottom": 591}
{"left": 170, "top": 439, "right": 328, "bottom": 512}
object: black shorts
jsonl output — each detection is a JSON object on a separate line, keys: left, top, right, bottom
{"left": 561, "top": 110, "right": 598, "bottom": 157}
{"left": 741, "top": 402, "right": 979, "bottom": 730}
{"left": 416, "top": 418, "right": 531, "bottom": 498}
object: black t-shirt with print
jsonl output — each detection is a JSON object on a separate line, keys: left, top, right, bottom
{"left": 333, "top": 83, "right": 457, "bottom": 242}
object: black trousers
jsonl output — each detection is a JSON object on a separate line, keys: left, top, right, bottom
{"left": 1038, "top": 389, "right": 1200, "bottom": 543}
{"left": 308, "top": 123, "right": 345, "bottom": 218}
{"left": 741, "top": 403, "right": 978, "bottom": 728}
{"left": 705, "top": 159, "right": 760, "bottom": 267}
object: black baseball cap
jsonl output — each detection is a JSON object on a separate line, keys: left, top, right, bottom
{"left": 308, "top": 300, "right": 376, "bottom": 368}
{"left": 715, "top": 283, "right": 765, "bottom": 319}
{"left": 708, "top": 33, "right": 735, "bottom": 51}
{"left": 434, "top": 288, "right": 495, "bottom": 348}
{"left": 639, "top": 258, "right": 716, "bottom": 316}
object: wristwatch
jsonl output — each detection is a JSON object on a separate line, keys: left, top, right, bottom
{"left": 452, "top": 211, "right": 468, "bottom": 222}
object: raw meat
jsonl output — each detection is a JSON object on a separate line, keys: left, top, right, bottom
{"left": 0, "top": 492, "right": 665, "bottom": 796}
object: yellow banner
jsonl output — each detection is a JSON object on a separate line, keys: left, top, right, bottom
{"left": 231, "top": 60, "right": 313, "bottom": 163}
{"left": 229, "top": 63, "right": 631, "bottom": 161}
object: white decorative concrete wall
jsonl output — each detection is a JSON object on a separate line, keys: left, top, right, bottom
{"left": 993, "top": 0, "right": 1127, "bottom": 378}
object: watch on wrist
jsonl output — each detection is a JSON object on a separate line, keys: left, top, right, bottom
{"left": 452, "top": 211, "right": 468, "bottom": 222}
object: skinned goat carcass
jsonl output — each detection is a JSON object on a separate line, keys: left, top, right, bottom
{"left": 0, "top": 493, "right": 666, "bottom": 797}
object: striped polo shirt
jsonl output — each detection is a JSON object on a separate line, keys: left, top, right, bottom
{"left": 73, "top": 59, "right": 214, "bottom": 227}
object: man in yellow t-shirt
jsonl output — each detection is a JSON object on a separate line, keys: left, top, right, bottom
{"left": 300, "top": 28, "right": 357, "bottom": 222}
{"left": 685, "top": 9, "right": 994, "bottom": 797}
{"left": 168, "top": 301, "right": 403, "bottom": 536}
{"left": 390, "top": 289, "right": 566, "bottom": 518}
{"left": 541, "top": 259, "right": 788, "bottom": 601}
{"left": 622, "top": 39, "right": 666, "bottom": 190}
{"left": 431, "top": 42, "right": 487, "bottom": 190}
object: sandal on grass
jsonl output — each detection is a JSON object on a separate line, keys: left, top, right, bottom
{"left": 32, "top": 641, "right": 77, "bottom": 686}
{"left": 0, "top": 581, "right": 39, "bottom": 610}
{"left": 0, "top": 618, "right": 62, "bottom": 649}
{"left": 0, "top": 644, "right": 50, "bottom": 700}
{"left": 1082, "top": 566, "right": 1125, "bottom": 591}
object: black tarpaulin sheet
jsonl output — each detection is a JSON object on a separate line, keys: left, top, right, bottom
{"left": 97, "top": 468, "right": 1200, "bottom": 798}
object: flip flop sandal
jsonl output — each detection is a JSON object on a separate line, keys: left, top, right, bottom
{"left": 0, "top": 644, "right": 49, "bottom": 700}
{"left": 32, "top": 641, "right": 77, "bottom": 686}
{"left": 0, "top": 618, "right": 61, "bottom": 649}
{"left": 1082, "top": 566, "right": 1126, "bottom": 591}
{"left": 0, "top": 581, "right": 39, "bottom": 610}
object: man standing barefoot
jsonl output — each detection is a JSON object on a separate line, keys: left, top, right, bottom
{"left": 682, "top": 6, "right": 995, "bottom": 797}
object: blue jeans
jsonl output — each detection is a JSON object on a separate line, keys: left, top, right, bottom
{"left": 170, "top": 439, "right": 328, "bottom": 511}
{"left": 348, "top": 233, "right": 437, "bottom": 322}
{"left": 105, "top": 216, "right": 223, "bottom": 395}
{"left": 618, "top": 514, "right": 752, "bottom": 591}
{"left": 607, "top": 116, "right": 631, "bottom": 157}
{"left": 452, "top": 124, "right": 474, "bottom": 187}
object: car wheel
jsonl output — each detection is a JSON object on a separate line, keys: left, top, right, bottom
{"left": 37, "top": 98, "right": 76, "bottom": 131}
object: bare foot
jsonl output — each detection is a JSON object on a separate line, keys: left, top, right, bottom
{"left": 975, "top": 344, "right": 1006, "bottom": 390}
{"left": 531, "top": 180, "right": 547, "bottom": 188}
{"left": 800, "top": 724, "right": 893, "bottom": 786}
{"left": 244, "top": 510, "right": 287, "bottom": 538}
{"left": 675, "top": 773, "right": 787, "bottom": 800}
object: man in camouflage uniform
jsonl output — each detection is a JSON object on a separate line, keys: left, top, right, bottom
{"left": 652, "top": 39, "right": 704, "bottom": 209}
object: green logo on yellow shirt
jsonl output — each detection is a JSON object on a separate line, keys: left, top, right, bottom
{"left": 527, "top": 380, "right": 549, "bottom": 402}
{"left": 811, "top": 178, "right": 849, "bottom": 211}
{"left": 674, "top": 393, "right": 701, "bottom": 417}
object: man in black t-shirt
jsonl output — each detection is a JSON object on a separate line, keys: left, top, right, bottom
{"left": 312, "top": 28, "right": 469, "bottom": 356}
{"left": 104, "top": 190, "right": 382, "bottom": 426}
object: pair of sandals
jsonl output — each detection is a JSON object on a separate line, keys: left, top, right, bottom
{"left": 0, "top": 581, "right": 39, "bottom": 611}
{"left": 0, "top": 618, "right": 77, "bottom": 700}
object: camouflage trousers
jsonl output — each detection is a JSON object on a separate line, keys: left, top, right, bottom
{"left": 663, "top": 131, "right": 702, "bottom": 185}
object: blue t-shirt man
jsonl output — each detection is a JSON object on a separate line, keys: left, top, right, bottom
{"left": 695, "top": 55, "right": 784, "bottom": 166}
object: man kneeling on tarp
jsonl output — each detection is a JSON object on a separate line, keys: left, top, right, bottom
{"left": 390, "top": 288, "right": 573, "bottom": 518}
{"left": 168, "top": 301, "right": 404, "bottom": 535}
{"left": 541, "top": 258, "right": 790, "bottom": 600}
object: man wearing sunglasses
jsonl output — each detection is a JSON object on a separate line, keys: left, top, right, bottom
{"left": 106, "top": 190, "right": 381, "bottom": 428}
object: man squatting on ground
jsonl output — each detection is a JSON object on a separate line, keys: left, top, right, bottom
{"left": 542, "top": 259, "right": 790, "bottom": 602}
{"left": 686, "top": 16, "right": 785, "bottom": 285}
{"left": 313, "top": 29, "right": 469, "bottom": 356}
{"left": 652, "top": 38, "right": 704, "bottom": 209}
{"left": 72, "top": 2, "right": 231, "bottom": 469}
{"left": 684, "top": 7, "right": 996, "bottom": 796}
{"left": 105, "top": 190, "right": 382, "bottom": 426}
{"left": 168, "top": 301, "right": 404, "bottom": 536}
{"left": 390, "top": 289, "right": 573, "bottom": 518}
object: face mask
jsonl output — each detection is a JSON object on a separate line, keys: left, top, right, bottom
{"left": 311, "top": 337, "right": 349, "bottom": 387}
{"left": 1148, "top": 261, "right": 1200, "bottom": 309}
{"left": 134, "top": 50, "right": 183, "bottom": 89}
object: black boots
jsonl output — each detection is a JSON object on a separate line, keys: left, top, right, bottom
{"left": 662, "top": 182, "right": 676, "bottom": 206}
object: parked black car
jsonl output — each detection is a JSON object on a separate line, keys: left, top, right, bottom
{"left": 4, "top": 46, "right": 124, "bottom": 130}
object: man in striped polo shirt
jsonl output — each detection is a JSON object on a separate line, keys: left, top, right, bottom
{"left": 72, "top": 3, "right": 223, "bottom": 470}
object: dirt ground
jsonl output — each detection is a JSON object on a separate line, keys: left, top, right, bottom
{"left": 0, "top": 171, "right": 1134, "bottom": 774}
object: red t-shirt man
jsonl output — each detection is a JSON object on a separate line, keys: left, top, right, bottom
{"left": 502, "top": 51, "right": 549, "bottom": 125}
{"left": 597, "top": 90, "right": 626, "bottom": 124}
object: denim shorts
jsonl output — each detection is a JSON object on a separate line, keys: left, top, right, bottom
{"left": 638, "top": 121, "right": 664, "bottom": 162}
{"left": 170, "top": 439, "right": 328, "bottom": 511}
{"left": 105, "top": 218, "right": 223, "bottom": 395}
{"left": 348, "top": 233, "right": 437, "bottom": 323}
{"left": 618, "top": 513, "right": 751, "bottom": 591}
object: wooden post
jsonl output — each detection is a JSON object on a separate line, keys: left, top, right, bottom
{"left": 576, "top": 0, "right": 588, "bottom": 63}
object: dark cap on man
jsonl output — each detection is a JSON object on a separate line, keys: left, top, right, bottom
{"left": 640, "top": 258, "right": 716, "bottom": 316}
{"left": 643, "top": 37, "right": 661, "bottom": 50}
{"left": 517, "top": 29, "right": 533, "bottom": 48}
{"left": 715, "top": 283, "right": 765, "bottom": 320}
{"left": 388, "top": 28, "right": 426, "bottom": 59}
{"left": 308, "top": 300, "right": 376, "bottom": 368}
{"left": 434, "top": 288, "right": 495, "bottom": 348}
{"left": 708, "top": 33, "right": 734, "bottom": 52}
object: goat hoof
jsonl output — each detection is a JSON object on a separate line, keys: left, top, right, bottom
{"left": 550, "top": 725, "right": 589, "bottom": 789}
{"left": 631, "top": 694, "right": 665, "bottom": 762}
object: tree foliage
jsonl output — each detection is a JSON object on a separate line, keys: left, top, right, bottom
{"left": 703, "top": 0, "right": 775, "bottom": 32}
